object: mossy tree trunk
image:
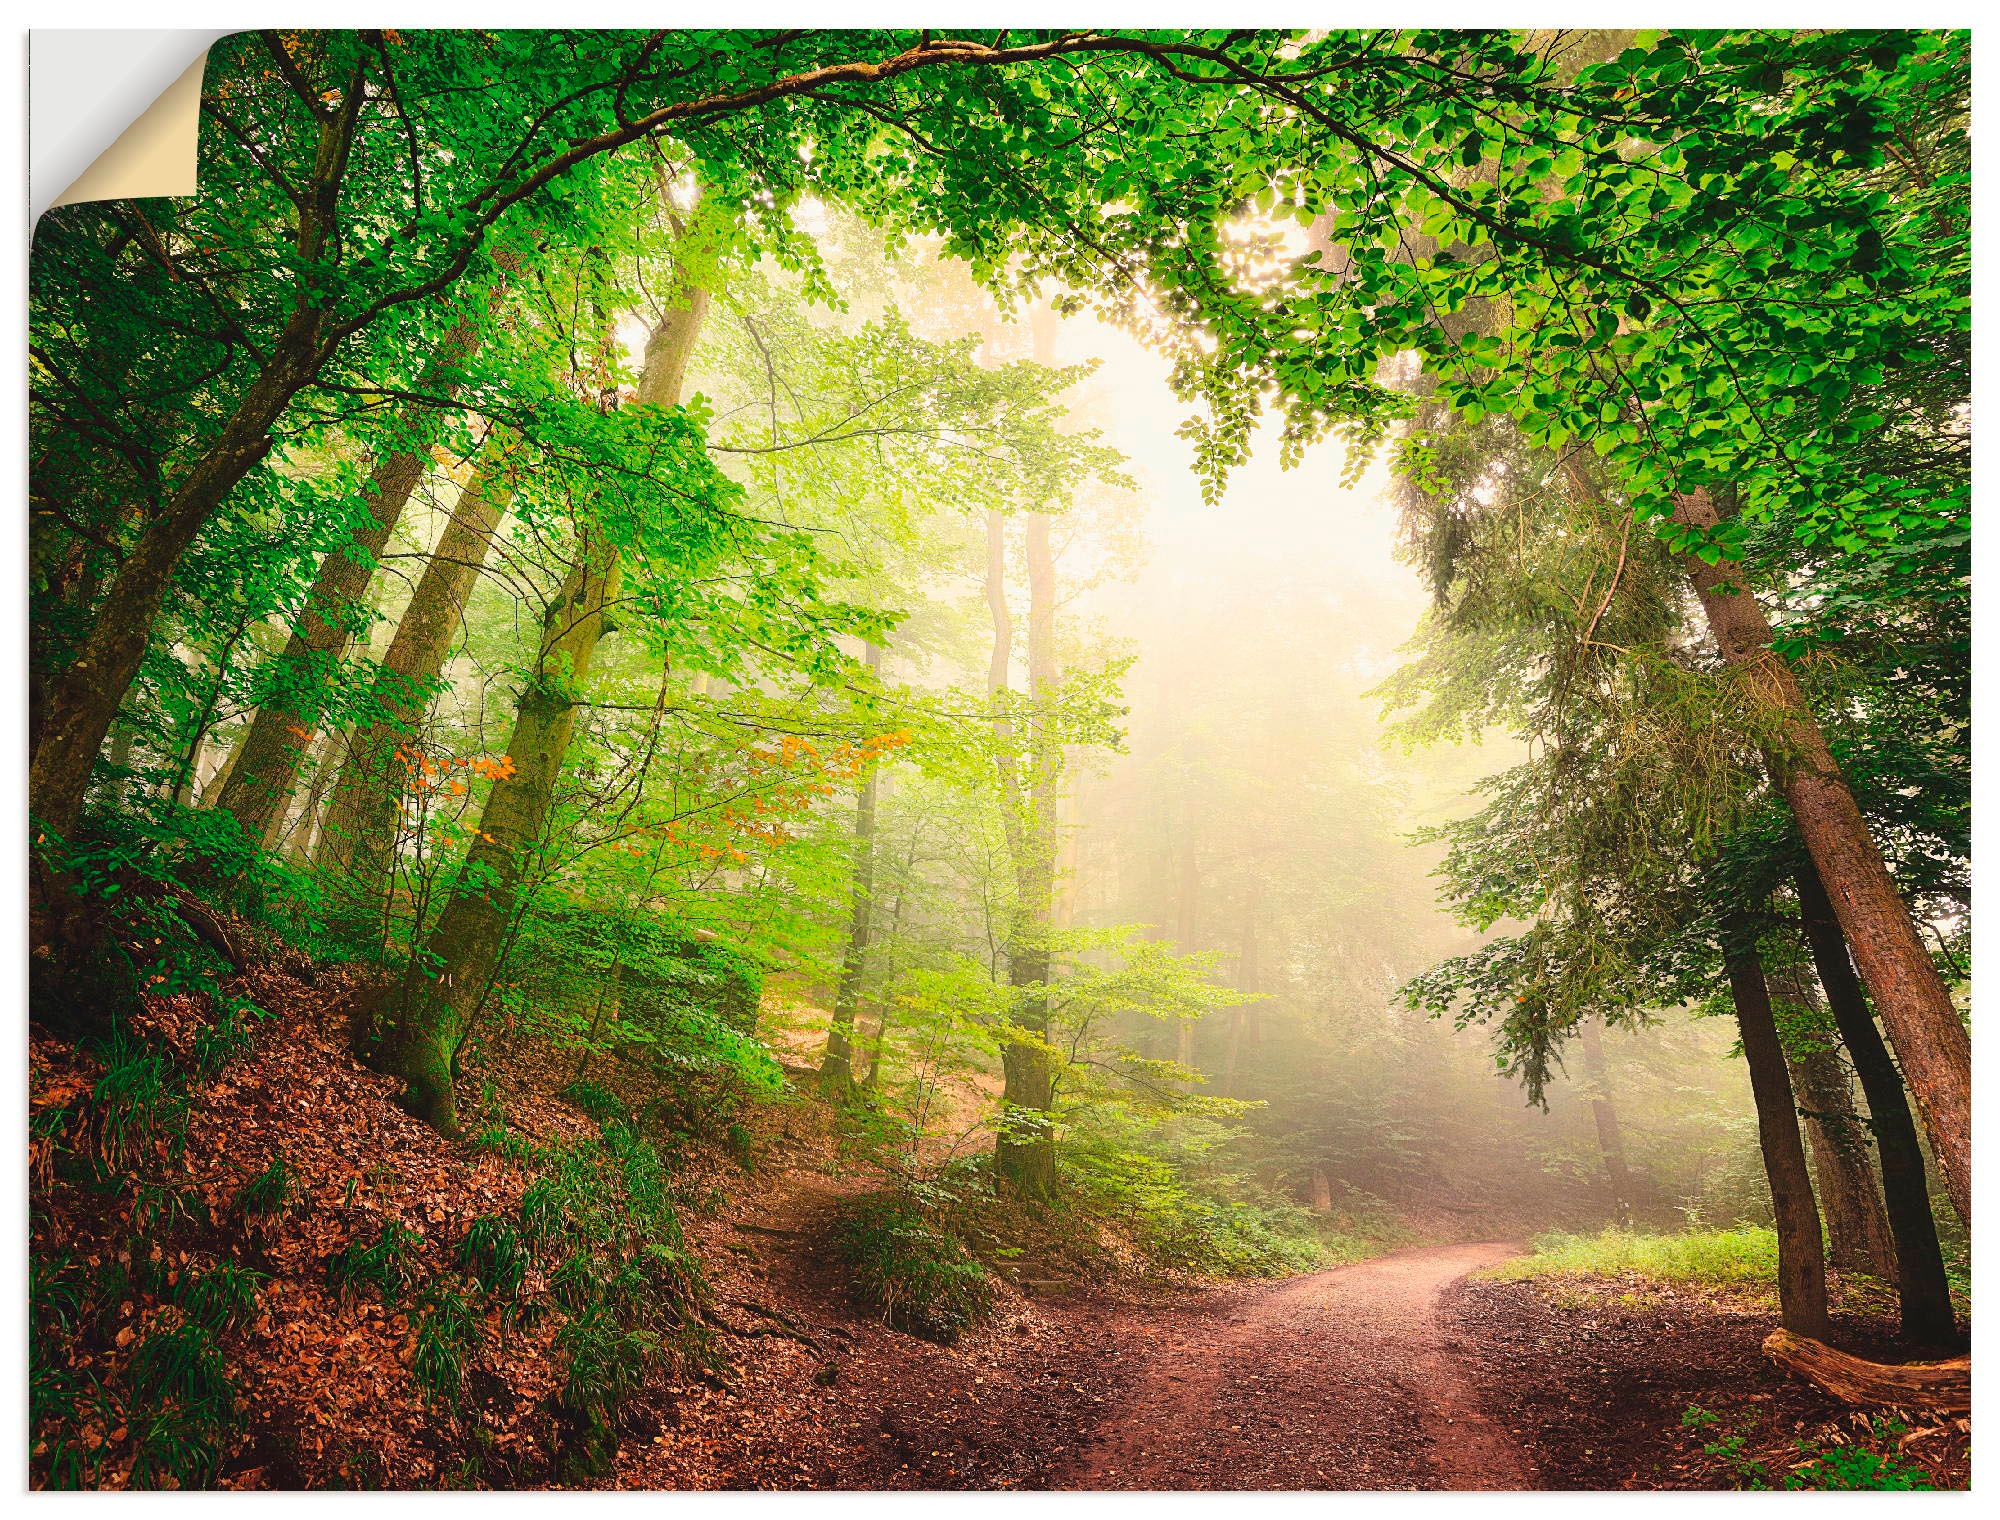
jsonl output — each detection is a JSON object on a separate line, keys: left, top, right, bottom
{"left": 376, "top": 285, "right": 709, "bottom": 1134}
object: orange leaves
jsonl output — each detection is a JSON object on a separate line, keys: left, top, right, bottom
{"left": 397, "top": 750, "right": 516, "bottom": 793}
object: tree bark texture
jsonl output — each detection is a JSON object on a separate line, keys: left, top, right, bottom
{"left": 1724, "top": 929, "right": 1831, "bottom": 1338}
{"left": 315, "top": 441, "right": 517, "bottom": 899}
{"left": 1789, "top": 1043, "right": 1898, "bottom": 1279}
{"left": 1796, "top": 862, "right": 1957, "bottom": 1342}
{"left": 213, "top": 306, "right": 494, "bottom": 845}
{"left": 1675, "top": 488, "right": 1970, "bottom": 1226}
{"left": 1762, "top": 1330, "right": 1968, "bottom": 1414}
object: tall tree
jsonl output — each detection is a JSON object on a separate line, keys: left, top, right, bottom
{"left": 1674, "top": 488, "right": 1970, "bottom": 1225}
{"left": 819, "top": 640, "right": 885, "bottom": 1100}
{"left": 375, "top": 279, "right": 711, "bottom": 1131}
{"left": 1576, "top": 1015, "right": 1635, "bottom": 1227}
{"left": 1724, "top": 924, "right": 1830, "bottom": 1339}
{"left": 314, "top": 439, "right": 517, "bottom": 900}
{"left": 210, "top": 287, "right": 507, "bottom": 846}
{"left": 1795, "top": 861, "right": 1956, "bottom": 1342}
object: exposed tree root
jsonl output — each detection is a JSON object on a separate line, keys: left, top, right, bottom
{"left": 1762, "top": 1330, "right": 1969, "bottom": 1414}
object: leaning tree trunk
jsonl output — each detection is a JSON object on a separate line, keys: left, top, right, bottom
{"left": 378, "top": 284, "right": 710, "bottom": 1134}
{"left": 1724, "top": 925, "right": 1831, "bottom": 1339}
{"left": 819, "top": 640, "right": 885, "bottom": 1101}
{"left": 1577, "top": 1014, "right": 1636, "bottom": 1227}
{"left": 29, "top": 86, "right": 368, "bottom": 843}
{"left": 1796, "top": 861, "right": 1957, "bottom": 1343}
{"left": 213, "top": 300, "right": 497, "bottom": 846}
{"left": 314, "top": 440, "right": 517, "bottom": 904}
{"left": 1763, "top": 1330, "right": 1969, "bottom": 1414}
{"left": 1675, "top": 488, "right": 1970, "bottom": 1226}
{"left": 1790, "top": 1043, "right": 1899, "bottom": 1280}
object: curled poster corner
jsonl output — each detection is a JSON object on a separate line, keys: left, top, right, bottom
{"left": 31, "top": 30, "right": 234, "bottom": 223}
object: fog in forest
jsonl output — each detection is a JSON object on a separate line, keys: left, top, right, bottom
{"left": 29, "top": 28, "right": 1970, "bottom": 1492}
{"left": 1014, "top": 310, "right": 1763, "bottom": 1238}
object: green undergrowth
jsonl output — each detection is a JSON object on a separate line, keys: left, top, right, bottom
{"left": 470, "top": 1089, "right": 721, "bottom": 1481}
{"left": 1484, "top": 1226, "right": 1781, "bottom": 1290}
{"left": 32, "top": 997, "right": 269, "bottom": 1489}
{"left": 833, "top": 1165, "right": 994, "bottom": 1346}
{"left": 1061, "top": 1113, "right": 1347, "bottom": 1278}
{"left": 33, "top": 958, "right": 732, "bottom": 1488}
{"left": 1682, "top": 1405, "right": 1937, "bottom": 1491}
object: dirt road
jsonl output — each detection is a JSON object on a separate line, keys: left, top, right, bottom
{"left": 1056, "top": 1242, "right": 1532, "bottom": 1491}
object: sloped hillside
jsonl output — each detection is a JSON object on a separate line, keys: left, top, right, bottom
{"left": 28, "top": 961, "right": 1180, "bottom": 1490}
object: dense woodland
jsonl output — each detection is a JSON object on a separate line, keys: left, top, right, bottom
{"left": 27, "top": 28, "right": 1969, "bottom": 1491}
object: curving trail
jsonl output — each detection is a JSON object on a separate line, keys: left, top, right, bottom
{"left": 1057, "top": 1242, "right": 1533, "bottom": 1491}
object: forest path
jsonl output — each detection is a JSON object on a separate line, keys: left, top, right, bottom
{"left": 1057, "top": 1242, "right": 1532, "bottom": 1491}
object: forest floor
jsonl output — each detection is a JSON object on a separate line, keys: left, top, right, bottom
{"left": 31, "top": 966, "right": 1971, "bottom": 1491}
{"left": 1054, "top": 1242, "right": 1531, "bottom": 1490}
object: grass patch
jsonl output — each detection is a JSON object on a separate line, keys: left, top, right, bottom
{"left": 834, "top": 1190, "right": 993, "bottom": 1345}
{"left": 1486, "top": 1226, "right": 1779, "bottom": 1289}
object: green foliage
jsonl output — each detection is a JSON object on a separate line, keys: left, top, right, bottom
{"left": 188, "top": 1004, "right": 254, "bottom": 1082}
{"left": 412, "top": 1281, "right": 481, "bottom": 1410}
{"left": 1782, "top": 1419, "right": 1936, "bottom": 1491}
{"left": 1491, "top": 1227, "right": 1779, "bottom": 1289}
{"left": 172, "top": 1261, "right": 266, "bottom": 1334}
{"left": 1063, "top": 1111, "right": 1327, "bottom": 1278}
{"left": 87, "top": 1026, "right": 190, "bottom": 1170}
{"left": 236, "top": 1156, "right": 293, "bottom": 1216}
{"left": 559, "top": 1079, "right": 628, "bottom": 1126}
{"left": 834, "top": 1187, "right": 994, "bottom": 1345}
{"left": 515, "top": 1114, "right": 710, "bottom": 1470}
{"left": 456, "top": 1216, "right": 528, "bottom": 1301}
{"left": 127, "top": 1323, "right": 241, "bottom": 1489}
{"left": 326, "top": 1221, "right": 422, "bottom": 1307}
{"left": 1681, "top": 1405, "right": 1936, "bottom": 1492}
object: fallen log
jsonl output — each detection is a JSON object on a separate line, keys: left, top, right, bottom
{"left": 1762, "top": 1329, "right": 1969, "bottom": 1414}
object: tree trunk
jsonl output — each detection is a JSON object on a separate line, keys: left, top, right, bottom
{"left": 1173, "top": 828, "right": 1200, "bottom": 1077}
{"left": 1676, "top": 488, "right": 1970, "bottom": 1225}
{"left": 29, "top": 86, "right": 368, "bottom": 842}
{"left": 377, "top": 285, "right": 709, "bottom": 1134}
{"left": 1796, "top": 861, "right": 1957, "bottom": 1343}
{"left": 1576, "top": 1014, "right": 1635, "bottom": 1227}
{"left": 213, "top": 307, "right": 494, "bottom": 846}
{"left": 996, "top": 501, "right": 1060, "bottom": 1198}
{"left": 314, "top": 440, "right": 516, "bottom": 899}
{"left": 1723, "top": 926, "right": 1830, "bottom": 1338}
{"left": 1220, "top": 891, "right": 1260, "bottom": 1099}
{"left": 1790, "top": 1046, "right": 1897, "bottom": 1277}
{"left": 1768, "top": 948, "right": 1897, "bottom": 1277}
{"left": 1311, "top": 1166, "right": 1334, "bottom": 1214}
{"left": 819, "top": 641, "right": 884, "bottom": 1101}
